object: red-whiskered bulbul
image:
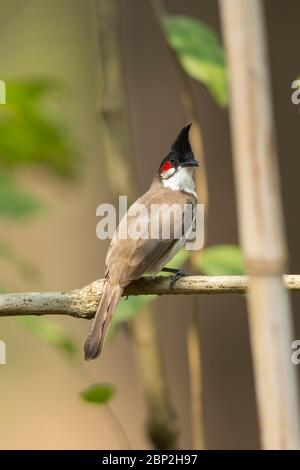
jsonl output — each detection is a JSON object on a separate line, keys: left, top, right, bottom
{"left": 84, "top": 124, "right": 199, "bottom": 360}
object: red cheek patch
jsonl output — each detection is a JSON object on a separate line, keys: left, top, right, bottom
{"left": 160, "top": 161, "right": 172, "bottom": 173}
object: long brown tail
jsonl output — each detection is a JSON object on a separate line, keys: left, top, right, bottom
{"left": 84, "top": 280, "right": 123, "bottom": 360}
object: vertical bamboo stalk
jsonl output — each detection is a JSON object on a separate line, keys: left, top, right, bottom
{"left": 95, "top": 0, "right": 178, "bottom": 449}
{"left": 219, "top": 0, "right": 300, "bottom": 449}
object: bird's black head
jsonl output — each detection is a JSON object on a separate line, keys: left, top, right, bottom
{"left": 159, "top": 124, "right": 199, "bottom": 179}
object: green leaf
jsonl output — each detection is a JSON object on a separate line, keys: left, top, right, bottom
{"left": 0, "top": 173, "right": 40, "bottom": 218}
{"left": 165, "top": 248, "right": 190, "bottom": 270}
{"left": 81, "top": 383, "right": 115, "bottom": 404}
{"left": 163, "top": 16, "right": 228, "bottom": 106}
{"left": 108, "top": 295, "right": 156, "bottom": 341}
{"left": 193, "top": 244, "right": 245, "bottom": 275}
{"left": 19, "top": 316, "right": 77, "bottom": 357}
{"left": 0, "top": 80, "right": 78, "bottom": 177}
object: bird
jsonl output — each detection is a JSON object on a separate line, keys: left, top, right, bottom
{"left": 84, "top": 124, "right": 199, "bottom": 360}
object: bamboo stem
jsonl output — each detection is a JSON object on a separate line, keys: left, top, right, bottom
{"left": 219, "top": 0, "right": 300, "bottom": 449}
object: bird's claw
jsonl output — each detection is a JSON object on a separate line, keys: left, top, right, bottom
{"left": 170, "top": 269, "right": 186, "bottom": 287}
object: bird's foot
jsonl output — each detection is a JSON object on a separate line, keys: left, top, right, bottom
{"left": 161, "top": 267, "right": 186, "bottom": 287}
{"left": 170, "top": 269, "right": 186, "bottom": 287}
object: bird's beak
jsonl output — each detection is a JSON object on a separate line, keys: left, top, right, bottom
{"left": 182, "top": 159, "right": 199, "bottom": 168}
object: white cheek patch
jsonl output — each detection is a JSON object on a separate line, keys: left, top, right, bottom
{"left": 161, "top": 167, "right": 176, "bottom": 179}
{"left": 162, "top": 166, "right": 197, "bottom": 198}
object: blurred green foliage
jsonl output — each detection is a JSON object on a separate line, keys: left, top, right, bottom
{"left": 164, "top": 247, "right": 190, "bottom": 270}
{"left": 81, "top": 383, "right": 115, "bottom": 404}
{"left": 108, "top": 295, "right": 155, "bottom": 341}
{"left": 0, "top": 79, "right": 79, "bottom": 358}
{"left": 0, "top": 173, "right": 41, "bottom": 218}
{"left": 163, "top": 15, "right": 228, "bottom": 107}
{"left": 193, "top": 244, "right": 245, "bottom": 275}
{"left": 0, "top": 79, "right": 78, "bottom": 286}
{"left": 0, "top": 80, "right": 77, "bottom": 176}
{"left": 19, "top": 316, "right": 77, "bottom": 357}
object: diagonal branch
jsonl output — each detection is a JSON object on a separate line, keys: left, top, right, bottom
{"left": 1, "top": 275, "right": 299, "bottom": 318}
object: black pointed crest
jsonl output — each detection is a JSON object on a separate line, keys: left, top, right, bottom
{"left": 171, "top": 123, "right": 192, "bottom": 155}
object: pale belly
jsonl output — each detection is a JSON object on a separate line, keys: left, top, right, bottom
{"left": 147, "top": 237, "right": 186, "bottom": 274}
{"left": 147, "top": 210, "right": 195, "bottom": 274}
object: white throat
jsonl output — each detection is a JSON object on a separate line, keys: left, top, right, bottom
{"left": 162, "top": 166, "right": 197, "bottom": 198}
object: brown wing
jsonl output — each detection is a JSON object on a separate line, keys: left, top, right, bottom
{"left": 105, "top": 182, "right": 196, "bottom": 287}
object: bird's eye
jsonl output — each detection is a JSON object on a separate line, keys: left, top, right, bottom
{"left": 169, "top": 157, "right": 175, "bottom": 163}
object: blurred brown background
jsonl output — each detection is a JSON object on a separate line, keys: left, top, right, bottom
{"left": 0, "top": 0, "right": 299, "bottom": 450}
